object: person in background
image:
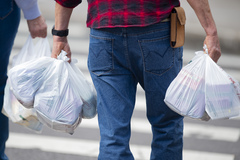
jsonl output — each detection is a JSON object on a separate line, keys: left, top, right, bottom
{"left": 0, "top": 0, "right": 47, "bottom": 159}
{"left": 51, "top": 0, "right": 221, "bottom": 159}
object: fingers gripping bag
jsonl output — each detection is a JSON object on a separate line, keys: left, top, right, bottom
{"left": 2, "top": 35, "right": 51, "bottom": 132}
{"left": 164, "top": 46, "right": 240, "bottom": 120}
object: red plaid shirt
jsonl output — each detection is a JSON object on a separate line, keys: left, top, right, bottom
{"left": 56, "top": 0, "right": 180, "bottom": 29}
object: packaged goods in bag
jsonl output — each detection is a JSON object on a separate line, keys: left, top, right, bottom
{"left": 34, "top": 57, "right": 83, "bottom": 134}
{"left": 8, "top": 36, "right": 51, "bottom": 108}
{"left": 164, "top": 51, "right": 209, "bottom": 120}
{"left": 2, "top": 81, "right": 43, "bottom": 132}
{"left": 8, "top": 50, "right": 97, "bottom": 134}
{"left": 205, "top": 55, "right": 240, "bottom": 119}
{"left": 9, "top": 57, "right": 51, "bottom": 108}
{"left": 2, "top": 36, "right": 50, "bottom": 132}
{"left": 70, "top": 62, "right": 97, "bottom": 119}
{"left": 164, "top": 48, "right": 240, "bottom": 121}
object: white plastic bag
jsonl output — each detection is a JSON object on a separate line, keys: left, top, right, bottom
{"left": 3, "top": 81, "right": 43, "bottom": 132}
{"left": 9, "top": 57, "right": 51, "bottom": 108}
{"left": 2, "top": 35, "right": 50, "bottom": 132}
{"left": 70, "top": 61, "right": 97, "bottom": 119}
{"left": 204, "top": 55, "right": 240, "bottom": 119}
{"left": 228, "top": 75, "right": 240, "bottom": 100}
{"left": 164, "top": 51, "right": 208, "bottom": 120}
{"left": 34, "top": 56, "right": 83, "bottom": 134}
{"left": 9, "top": 50, "right": 97, "bottom": 134}
{"left": 164, "top": 49, "right": 240, "bottom": 120}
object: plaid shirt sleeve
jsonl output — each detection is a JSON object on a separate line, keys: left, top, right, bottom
{"left": 55, "top": 0, "right": 82, "bottom": 8}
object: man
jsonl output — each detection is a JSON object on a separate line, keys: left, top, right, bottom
{"left": 0, "top": 0, "right": 47, "bottom": 159}
{"left": 51, "top": 0, "right": 221, "bottom": 159}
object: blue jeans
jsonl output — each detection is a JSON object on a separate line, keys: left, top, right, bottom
{"left": 0, "top": 0, "right": 20, "bottom": 159}
{"left": 88, "top": 21, "right": 184, "bottom": 160}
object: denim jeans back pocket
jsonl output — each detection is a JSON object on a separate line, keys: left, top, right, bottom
{"left": 139, "top": 35, "right": 175, "bottom": 76}
{"left": 88, "top": 34, "right": 114, "bottom": 76}
{"left": 0, "top": 0, "right": 13, "bottom": 20}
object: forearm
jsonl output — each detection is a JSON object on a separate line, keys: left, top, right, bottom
{"left": 54, "top": 2, "right": 73, "bottom": 30}
{"left": 187, "top": 0, "right": 221, "bottom": 62}
{"left": 52, "top": 2, "right": 73, "bottom": 61}
{"left": 187, "top": 0, "right": 217, "bottom": 36}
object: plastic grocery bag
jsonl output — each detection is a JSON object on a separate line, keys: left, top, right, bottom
{"left": 2, "top": 35, "right": 50, "bottom": 132}
{"left": 164, "top": 48, "right": 240, "bottom": 120}
{"left": 9, "top": 57, "right": 52, "bottom": 108}
{"left": 70, "top": 62, "right": 97, "bottom": 119}
{"left": 9, "top": 50, "right": 97, "bottom": 134}
{"left": 204, "top": 55, "right": 240, "bottom": 119}
{"left": 228, "top": 75, "right": 240, "bottom": 100}
{"left": 3, "top": 82, "right": 43, "bottom": 132}
{"left": 11, "top": 35, "right": 51, "bottom": 66}
{"left": 164, "top": 51, "right": 209, "bottom": 120}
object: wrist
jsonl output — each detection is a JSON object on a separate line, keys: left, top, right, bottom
{"left": 205, "top": 23, "right": 218, "bottom": 36}
{"left": 53, "top": 35, "right": 68, "bottom": 43}
{"left": 52, "top": 25, "right": 69, "bottom": 37}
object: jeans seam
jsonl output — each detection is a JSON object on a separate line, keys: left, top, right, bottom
{"left": 0, "top": 0, "right": 13, "bottom": 20}
{"left": 123, "top": 36, "right": 131, "bottom": 70}
{"left": 90, "top": 38, "right": 115, "bottom": 77}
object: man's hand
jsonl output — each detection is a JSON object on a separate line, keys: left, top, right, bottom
{"left": 27, "top": 15, "right": 47, "bottom": 38}
{"left": 204, "top": 34, "right": 221, "bottom": 63}
{"left": 51, "top": 36, "right": 72, "bottom": 62}
{"left": 51, "top": 2, "right": 73, "bottom": 62}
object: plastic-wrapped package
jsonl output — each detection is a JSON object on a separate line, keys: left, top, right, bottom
{"left": 8, "top": 50, "right": 97, "bottom": 134}
{"left": 2, "top": 81, "right": 43, "bottom": 132}
{"left": 70, "top": 61, "right": 97, "bottom": 119}
{"left": 164, "top": 51, "right": 208, "bottom": 120}
{"left": 164, "top": 49, "right": 240, "bottom": 121}
{"left": 2, "top": 36, "right": 50, "bottom": 132}
{"left": 9, "top": 57, "right": 50, "bottom": 108}
{"left": 205, "top": 57, "right": 240, "bottom": 119}
{"left": 34, "top": 57, "right": 83, "bottom": 134}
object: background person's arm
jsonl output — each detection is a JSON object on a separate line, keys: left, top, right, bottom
{"left": 15, "top": 0, "right": 47, "bottom": 38}
{"left": 187, "top": 0, "right": 221, "bottom": 63}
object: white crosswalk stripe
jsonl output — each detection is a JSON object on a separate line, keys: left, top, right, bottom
{"left": 6, "top": 132, "right": 235, "bottom": 160}
{"left": 79, "top": 116, "right": 240, "bottom": 142}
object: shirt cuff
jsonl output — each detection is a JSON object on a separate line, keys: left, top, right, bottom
{"left": 22, "top": 2, "right": 41, "bottom": 20}
{"left": 15, "top": 0, "right": 41, "bottom": 20}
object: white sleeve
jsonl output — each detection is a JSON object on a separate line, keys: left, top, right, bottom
{"left": 14, "top": 0, "right": 41, "bottom": 20}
